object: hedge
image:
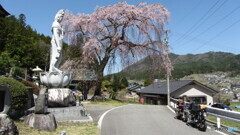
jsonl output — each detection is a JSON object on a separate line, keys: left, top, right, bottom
{"left": 0, "top": 77, "right": 28, "bottom": 119}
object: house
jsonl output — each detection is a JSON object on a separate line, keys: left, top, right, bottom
{"left": 138, "top": 80, "right": 218, "bottom": 105}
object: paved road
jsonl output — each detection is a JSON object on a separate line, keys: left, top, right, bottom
{"left": 101, "top": 104, "right": 221, "bottom": 135}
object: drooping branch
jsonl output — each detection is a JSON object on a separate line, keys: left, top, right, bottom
{"left": 62, "top": 2, "right": 172, "bottom": 96}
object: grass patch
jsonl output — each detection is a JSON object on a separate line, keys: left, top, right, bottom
{"left": 90, "top": 99, "right": 128, "bottom": 107}
{"left": 230, "top": 102, "right": 240, "bottom": 112}
{"left": 16, "top": 121, "right": 99, "bottom": 135}
{"left": 90, "top": 99, "right": 149, "bottom": 107}
{"left": 206, "top": 115, "right": 240, "bottom": 129}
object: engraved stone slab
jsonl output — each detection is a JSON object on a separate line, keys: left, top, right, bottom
{"left": 0, "top": 85, "right": 11, "bottom": 114}
{"left": 0, "top": 91, "right": 4, "bottom": 112}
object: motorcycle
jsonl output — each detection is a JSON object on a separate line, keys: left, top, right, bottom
{"left": 187, "top": 103, "right": 207, "bottom": 131}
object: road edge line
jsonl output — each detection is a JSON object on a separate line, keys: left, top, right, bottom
{"left": 215, "top": 130, "right": 228, "bottom": 135}
{"left": 97, "top": 104, "right": 131, "bottom": 129}
{"left": 167, "top": 105, "right": 175, "bottom": 113}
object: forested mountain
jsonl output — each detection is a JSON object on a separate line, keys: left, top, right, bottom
{"left": 0, "top": 14, "right": 52, "bottom": 75}
{"left": 0, "top": 13, "right": 82, "bottom": 78}
{"left": 118, "top": 52, "right": 240, "bottom": 80}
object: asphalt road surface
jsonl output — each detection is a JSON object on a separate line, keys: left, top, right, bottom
{"left": 101, "top": 104, "right": 222, "bottom": 135}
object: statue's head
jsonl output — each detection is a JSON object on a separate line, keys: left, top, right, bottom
{"left": 55, "top": 9, "right": 65, "bottom": 22}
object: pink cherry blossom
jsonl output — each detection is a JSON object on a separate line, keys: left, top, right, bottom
{"left": 62, "top": 2, "right": 173, "bottom": 95}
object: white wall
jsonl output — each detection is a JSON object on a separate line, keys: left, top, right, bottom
{"left": 171, "top": 84, "right": 214, "bottom": 105}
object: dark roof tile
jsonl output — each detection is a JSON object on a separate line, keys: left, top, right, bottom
{"left": 138, "top": 80, "right": 218, "bottom": 94}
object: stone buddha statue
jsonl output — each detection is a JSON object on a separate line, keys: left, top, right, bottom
{"left": 49, "top": 9, "right": 64, "bottom": 73}
{"left": 40, "top": 9, "right": 72, "bottom": 88}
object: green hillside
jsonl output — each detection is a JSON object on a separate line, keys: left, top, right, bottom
{"left": 118, "top": 52, "right": 240, "bottom": 80}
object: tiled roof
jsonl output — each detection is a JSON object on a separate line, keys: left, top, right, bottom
{"left": 138, "top": 80, "right": 218, "bottom": 94}
{"left": 128, "top": 84, "right": 141, "bottom": 91}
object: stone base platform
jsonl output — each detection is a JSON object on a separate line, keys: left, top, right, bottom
{"left": 26, "top": 105, "right": 92, "bottom": 123}
{"left": 48, "top": 106, "right": 92, "bottom": 122}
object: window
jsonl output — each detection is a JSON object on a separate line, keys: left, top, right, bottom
{"left": 189, "top": 96, "right": 207, "bottom": 104}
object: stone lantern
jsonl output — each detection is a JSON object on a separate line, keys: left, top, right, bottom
{"left": 32, "top": 66, "right": 43, "bottom": 85}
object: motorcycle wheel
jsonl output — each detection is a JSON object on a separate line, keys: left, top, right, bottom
{"left": 198, "top": 122, "right": 207, "bottom": 131}
{"left": 182, "top": 116, "right": 187, "bottom": 122}
{"left": 176, "top": 115, "right": 182, "bottom": 120}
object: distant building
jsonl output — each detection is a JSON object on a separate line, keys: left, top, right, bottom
{"left": 127, "top": 84, "right": 141, "bottom": 95}
{"left": 0, "top": 5, "right": 10, "bottom": 17}
{"left": 236, "top": 92, "right": 240, "bottom": 100}
{"left": 138, "top": 80, "right": 218, "bottom": 105}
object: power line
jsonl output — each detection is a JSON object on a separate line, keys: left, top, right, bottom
{"left": 171, "top": 32, "right": 240, "bottom": 54}
{"left": 172, "top": 0, "right": 221, "bottom": 44}
{"left": 182, "top": 0, "right": 227, "bottom": 38}
{"left": 176, "top": 0, "right": 203, "bottom": 25}
{"left": 177, "top": 4, "right": 240, "bottom": 48}
{"left": 192, "top": 18, "right": 240, "bottom": 53}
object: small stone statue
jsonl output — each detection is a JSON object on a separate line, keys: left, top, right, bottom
{"left": 49, "top": 9, "right": 65, "bottom": 73}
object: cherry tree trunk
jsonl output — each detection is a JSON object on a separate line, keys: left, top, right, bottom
{"left": 94, "top": 69, "right": 103, "bottom": 96}
{"left": 94, "top": 55, "right": 110, "bottom": 96}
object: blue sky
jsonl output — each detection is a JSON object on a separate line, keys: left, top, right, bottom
{"left": 1, "top": 0, "right": 240, "bottom": 55}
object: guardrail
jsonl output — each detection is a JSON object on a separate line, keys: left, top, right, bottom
{"left": 170, "top": 98, "right": 240, "bottom": 123}
{"left": 206, "top": 106, "right": 240, "bottom": 123}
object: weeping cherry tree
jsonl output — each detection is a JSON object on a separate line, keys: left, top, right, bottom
{"left": 63, "top": 2, "right": 173, "bottom": 96}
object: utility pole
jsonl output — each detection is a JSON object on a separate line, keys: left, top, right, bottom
{"left": 165, "top": 30, "right": 170, "bottom": 106}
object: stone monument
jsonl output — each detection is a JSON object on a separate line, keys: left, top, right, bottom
{"left": 0, "top": 84, "right": 19, "bottom": 135}
{"left": 39, "top": 9, "right": 73, "bottom": 107}
{"left": 24, "top": 9, "right": 72, "bottom": 130}
{"left": 25, "top": 9, "right": 90, "bottom": 127}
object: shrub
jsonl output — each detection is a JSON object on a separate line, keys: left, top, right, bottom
{"left": 0, "top": 77, "right": 28, "bottom": 119}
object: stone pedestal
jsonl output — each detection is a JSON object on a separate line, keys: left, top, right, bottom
{"left": 0, "top": 114, "right": 18, "bottom": 135}
{"left": 48, "top": 88, "right": 75, "bottom": 107}
{"left": 24, "top": 113, "right": 57, "bottom": 131}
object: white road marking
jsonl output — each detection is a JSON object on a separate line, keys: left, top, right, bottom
{"left": 167, "top": 105, "right": 175, "bottom": 113}
{"left": 98, "top": 104, "right": 132, "bottom": 129}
